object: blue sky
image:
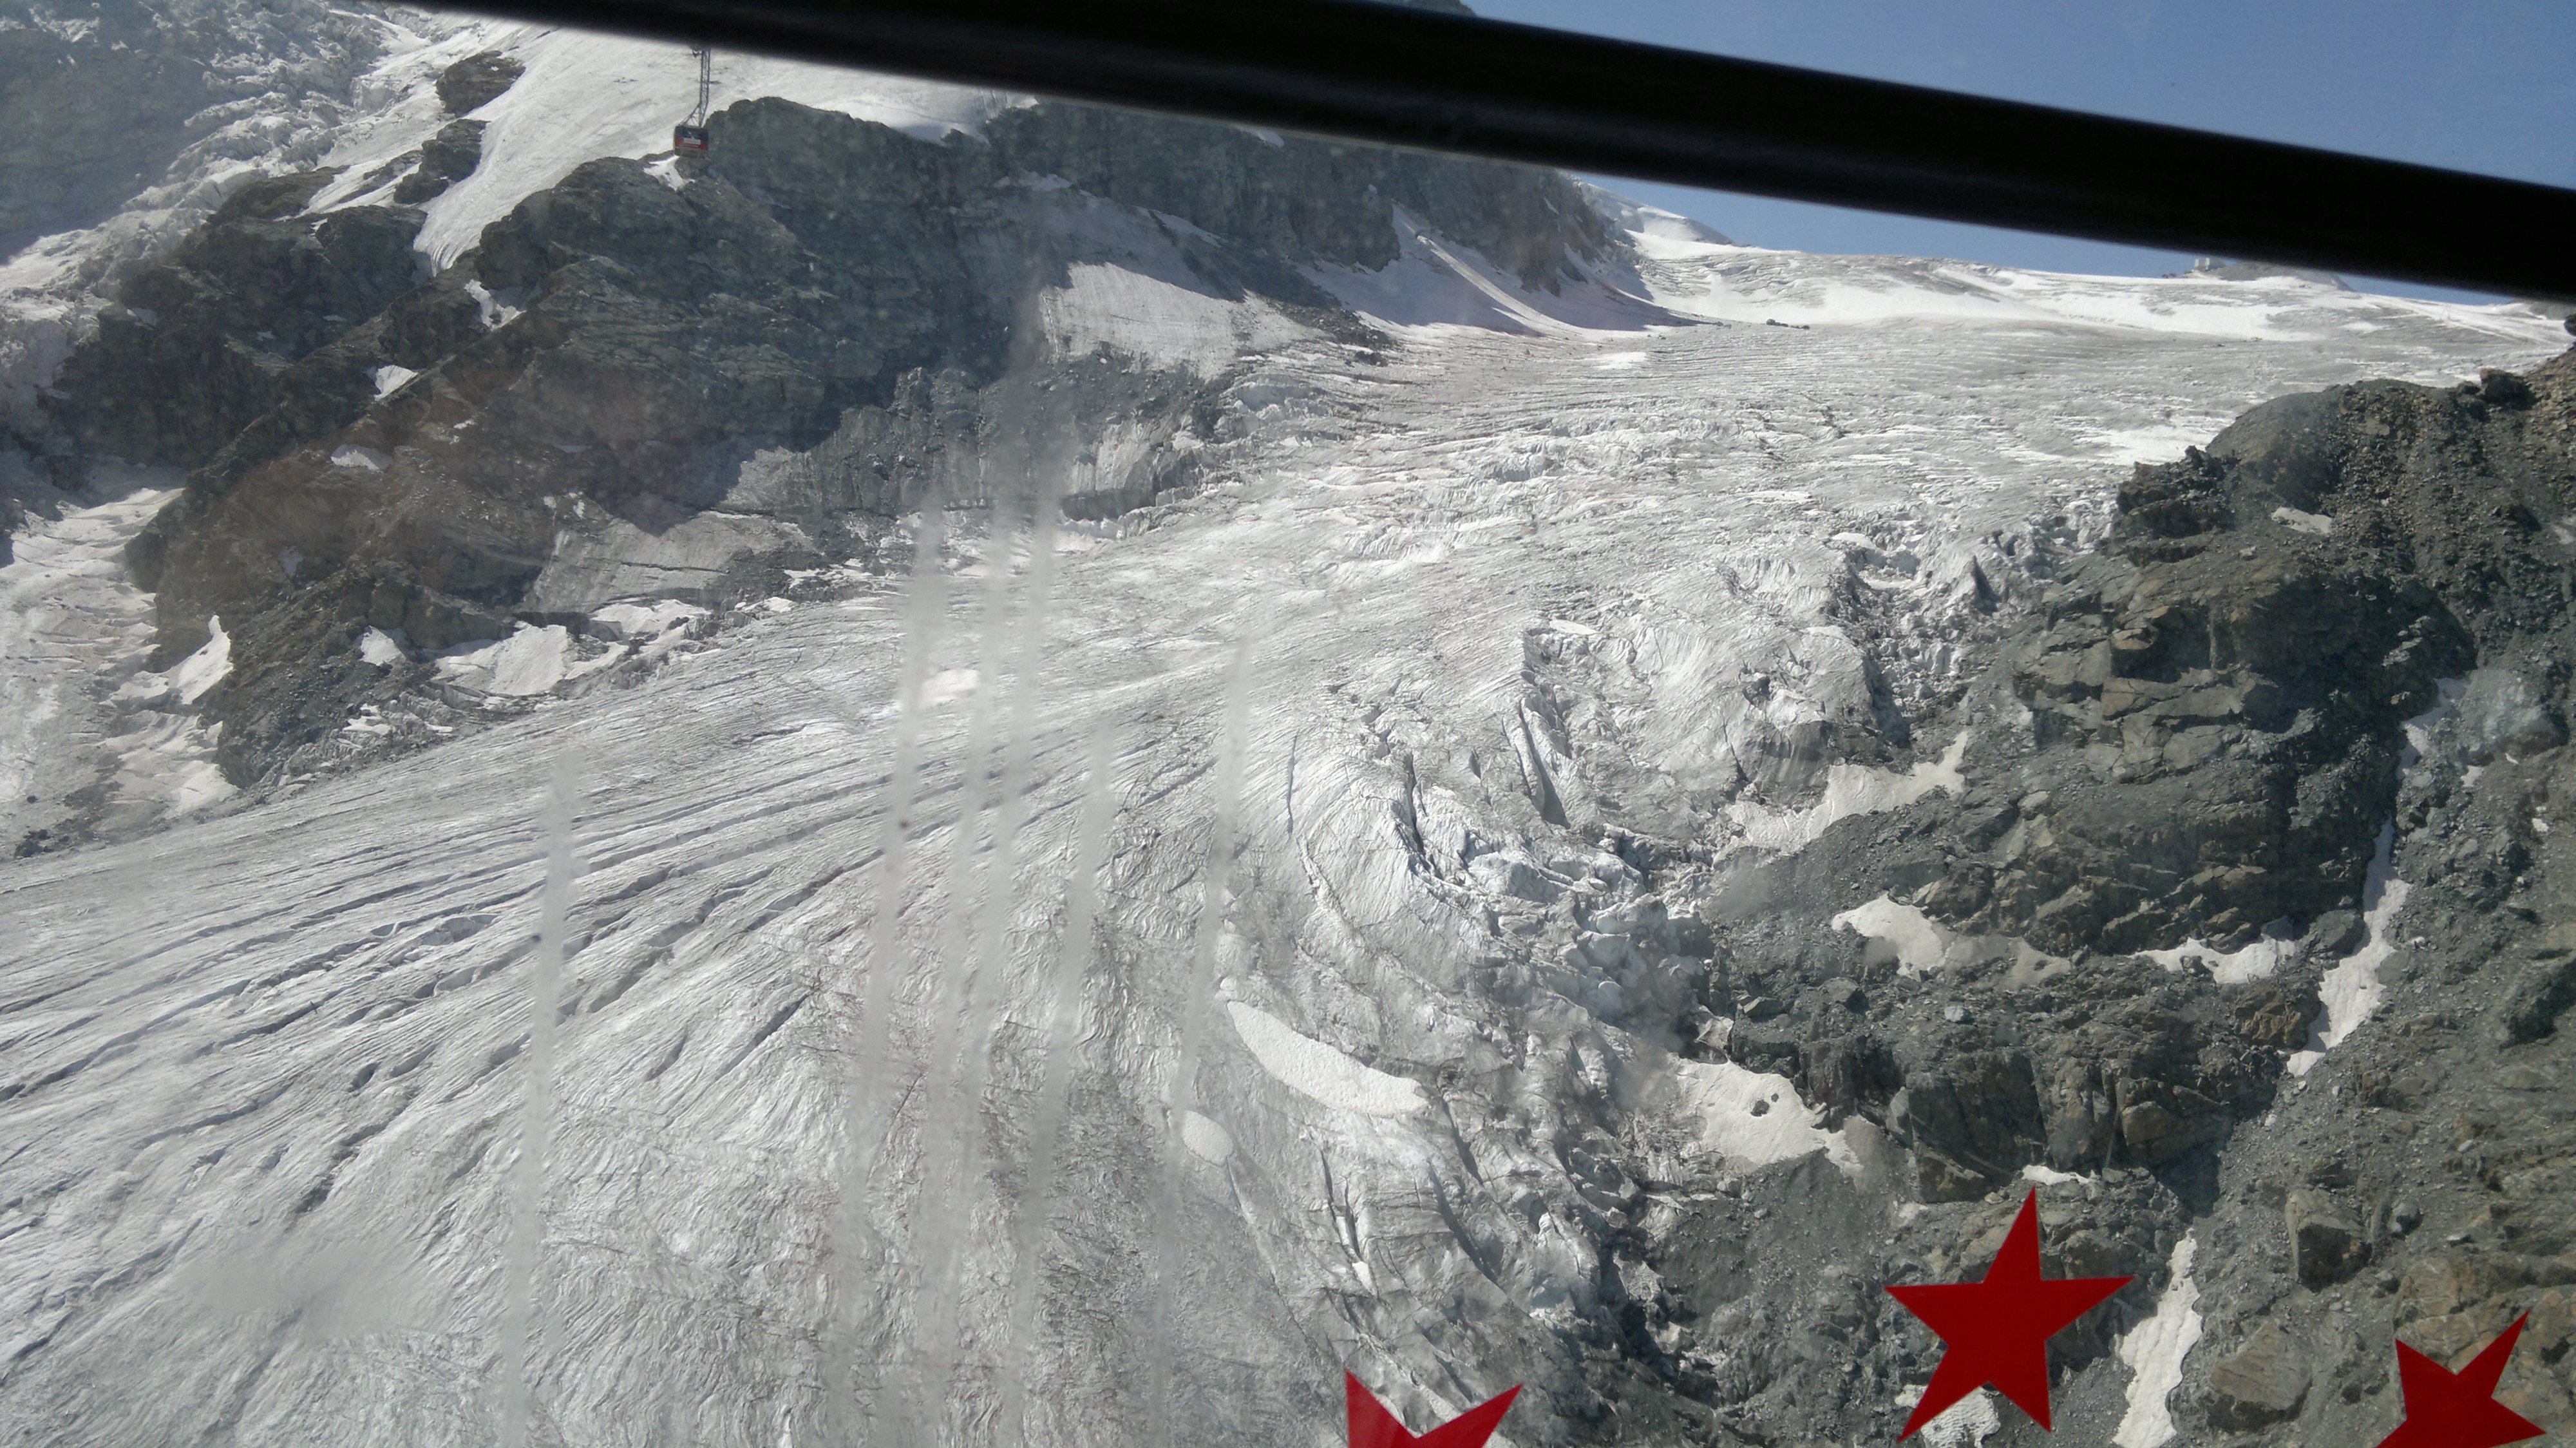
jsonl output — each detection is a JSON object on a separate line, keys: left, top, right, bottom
{"left": 1470, "top": 1, "right": 2576, "bottom": 301}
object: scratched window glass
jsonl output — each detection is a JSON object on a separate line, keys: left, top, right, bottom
{"left": 2, "top": 6, "right": 2571, "bottom": 1448}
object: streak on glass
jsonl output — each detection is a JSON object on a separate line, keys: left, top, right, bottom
{"left": 1145, "top": 639, "right": 1253, "bottom": 1448}
{"left": 497, "top": 751, "right": 579, "bottom": 1448}
{"left": 831, "top": 483, "right": 952, "bottom": 1440}
{"left": 997, "top": 719, "right": 1122, "bottom": 1446}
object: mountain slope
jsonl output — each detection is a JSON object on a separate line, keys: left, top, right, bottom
{"left": 5, "top": 9, "right": 2576, "bottom": 1448}
{"left": 6, "top": 277, "right": 2571, "bottom": 1448}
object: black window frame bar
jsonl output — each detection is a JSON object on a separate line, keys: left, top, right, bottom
{"left": 444, "top": 0, "right": 2576, "bottom": 300}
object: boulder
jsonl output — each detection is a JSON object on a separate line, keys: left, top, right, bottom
{"left": 2302, "top": 908, "right": 2365, "bottom": 958}
{"left": 392, "top": 119, "right": 486, "bottom": 203}
{"left": 2456, "top": 668, "right": 2564, "bottom": 763}
{"left": 2207, "top": 1322, "right": 2310, "bottom": 1428}
{"left": 2499, "top": 944, "right": 2576, "bottom": 1045}
{"left": 2286, "top": 1189, "right": 2367, "bottom": 1288}
{"left": 2114, "top": 1079, "right": 2229, "bottom": 1166}
{"left": 2234, "top": 976, "right": 2322, "bottom": 1049}
{"left": 2399, "top": 1252, "right": 2542, "bottom": 1320}
{"left": 435, "top": 50, "right": 525, "bottom": 115}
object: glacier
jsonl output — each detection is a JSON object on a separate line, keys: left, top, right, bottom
{"left": 5, "top": 269, "right": 2560, "bottom": 1443}
{"left": 5, "top": 10, "right": 2576, "bottom": 1448}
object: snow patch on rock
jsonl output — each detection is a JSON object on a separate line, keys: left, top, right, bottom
{"left": 1311, "top": 208, "right": 1678, "bottom": 338}
{"left": 2140, "top": 917, "right": 2300, "bottom": 985}
{"left": 434, "top": 624, "right": 572, "bottom": 697}
{"left": 1043, "top": 260, "right": 1309, "bottom": 378}
{"left": 2288, "top": 826, "right": 2408, "bottom": 1076}
{"left": 170, "top": 618, "right": 232, "bottom": 705}
{"left": 1830, "top": 893, "right": 2069, "bottom": 986}
{"left": 2114, "top": 1237, "right": 2203, "bottom": 1448}
{"left": 1669, "top": 1058, "right": 1860, "bottom": 1175}
{"left": 405, "top": 28, "right": 1020, "bottom": 268}
{"left": 1894, "top": 1384, "right": 2001, "bottom": 1447}
{"left": 1831, "top": 895, "right": 1953, "bottom": 975}
{"left": 357, "top": 627, "right": 407, "bottom": 668}
{"left": 2286, "top": 681, "right": 2459, "bottom": 1075}
{"left": 1731, "top": 731, "right": 1967, "bottom": 855}
{"left": 2020, "top": 1163, "right": 2090, "bottom": 1187}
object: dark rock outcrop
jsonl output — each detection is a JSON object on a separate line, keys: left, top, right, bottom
{"left": 2208, "top": 1320, "right": 2311, "bottom": 1427}
{"left": 1964, "top": 356, "right": 2576, "bottom": 958}
{"left": 45, "top": 173, "right": 424, "bottom": 468}
{"left": 435, "top": 48, "right": 525, "bottom": 115}
{"left": 979, "top": 102, "right": 1615, "bottom": 290}
{"left": 2286, "top": 1188, "right": 2367, "bottom": 1287}
{"left": 2498, "top": 932, "right": 2576, "bottom": 1044}
{"left": 391, "top": 119, "right": 488, "bottom": 204}
{"left": 1538, "top": 345, "right": 2576, "bottom": 1444}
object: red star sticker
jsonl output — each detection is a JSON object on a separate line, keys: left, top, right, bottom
{"left": 1884, "top": 1189, "right": 2132, "bottom": 1437}
{"left": 1346, "top": 1372, "right": 1521, "bottom": 1448}
{"left": 2376, "top": 1314, "right": 2545, "bottom": 1448}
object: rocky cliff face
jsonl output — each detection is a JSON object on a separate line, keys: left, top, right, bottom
{"left": 1566, "top": 345, "right": 2576, "bottom": 1444}
{"left": 23, "top": 51, "right": 1610, "bottom": 808}
{"left": 49, "top": 170, "right": 428, "bottom": 467}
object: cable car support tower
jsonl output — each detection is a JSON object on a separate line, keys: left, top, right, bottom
{"left": 674, "top": 46, "right": 713, "bottom": 153}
